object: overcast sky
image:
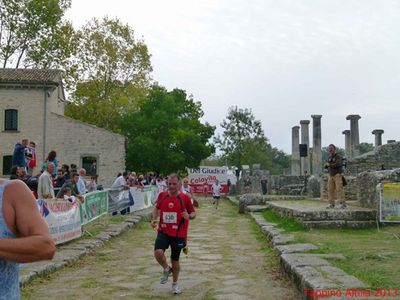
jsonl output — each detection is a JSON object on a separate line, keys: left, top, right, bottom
{"left": 66, "top": 0, "right": 400, "bottom": 154}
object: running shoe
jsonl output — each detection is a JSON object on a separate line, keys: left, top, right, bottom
{"left": 160, "top": 266, "right": 172, "bottom": 284}
{"left": 172, "top": 282, "right": 182, "bottom": 294}
{"left": 338, "top": 203, "right": 347, "bottom": 209}
{"left": 326, "top": 204, "right": 335, "bottom": 209}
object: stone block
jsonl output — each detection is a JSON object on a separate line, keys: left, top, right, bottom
{"left": 275, "top": 243, "right": 318, "bottom": 254}
{"left": 281, "top": 254, "right": 331, "bottom": 268}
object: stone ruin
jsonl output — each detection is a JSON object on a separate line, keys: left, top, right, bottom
{"left": 233, "top": 114, "right": 400, "bottom": 211}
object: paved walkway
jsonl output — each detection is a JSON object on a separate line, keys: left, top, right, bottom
{"left": 22, "top": 199, "right": 300, "bottom": 300}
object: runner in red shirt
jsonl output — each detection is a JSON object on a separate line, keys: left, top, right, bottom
{"left": 151, "top": 174, "right": 196, "bottom": 294}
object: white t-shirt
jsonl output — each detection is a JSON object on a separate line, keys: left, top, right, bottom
{"left": 212, "top": 183, "right": 222, "bottom": 197}
{"left": 112, "top": 176, "right": 127, "bottom": 189}
{"left": 181, "top": 185, "right": 191, "bottom": 194}
{"left": 156, "top": 180, "right": 167, "bottom": 193}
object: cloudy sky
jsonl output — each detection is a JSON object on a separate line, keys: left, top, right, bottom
{"left": 66, "top": 0, "right": 400, "bottom": 154}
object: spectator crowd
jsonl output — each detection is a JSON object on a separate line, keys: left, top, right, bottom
{"left": 8, "top": 138, "right": 172, "bottom": 204}
{"left": 9, "top": 138, "right": 101, "bottom": 203}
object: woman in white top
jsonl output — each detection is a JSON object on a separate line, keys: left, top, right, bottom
{"left": 181, "top": 178, "right": 198, "bottom": 207}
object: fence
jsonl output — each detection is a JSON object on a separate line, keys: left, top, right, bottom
{"left": 37, "top": 186, "right": 158, "bottom": 245}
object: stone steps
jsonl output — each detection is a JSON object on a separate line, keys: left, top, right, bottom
{"left": 246, "top": 199, "right": 378, "bottom": 229}
{"left": 270, "top": 206, "right": 377, "bottom": 221}
{"left": 302, "top": 220, "right": 377, "bottom": 229}
{"left": 248, "top": 211, "right": 368, "bottom": 299}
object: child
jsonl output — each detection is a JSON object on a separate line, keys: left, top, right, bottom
{"left": 62, "top": 187, "right": 76, "bottom": 204}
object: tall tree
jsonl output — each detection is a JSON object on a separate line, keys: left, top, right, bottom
{"left": 65, "top": 17, "right": 152, "bottom": 132}
{"left": 120, "top": 85, "right": 215, "bottom": 174}
{"left": 214, "top": 106, "right": 290, "bottom": 174}
{"left": 0, "top": 0, "right": 72, "bottom": 68}
{"left": 215, "top": 106, "right": 275, "bottom": 171}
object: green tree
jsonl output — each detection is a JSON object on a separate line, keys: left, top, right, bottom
{"left": 358, "top": 142, "right": 374, "bottom": 154}
{"left": 215, "top": 106, "right": 288, "bottom": 174}
{"left": 271, "top": 148, "right": 290, "bottom": 173}
{"left": 120, "top": 85, "right": 215, "bottom": 174}
{"left": 200, "top": 155, "right": 225, "bottom": 167}
{"left": 0, "top": 0, "right": 72, "bottom": 68}
{"left": 65, "top": 17, "right": 152, "bottom": 132}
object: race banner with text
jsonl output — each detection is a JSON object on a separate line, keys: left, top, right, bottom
{"left": 80, "top": 190, "right": 109, "bottom": 225}
{"left": 107, "top": 188, "right": 134, "bottom": 213}
{"left": 130, "top": 186, "right": 158, "bottom": 210}
{"left": 108, "top": 186, "right": 158, "bottom": 213}
{"left": 187, "top": 166, "right": 228, "bottom": 194}
{"left": 380, "top": 183, "right": 400, "bottom": 222}
{"left": 37, "top": 199, "right": 82, "bottom": 245}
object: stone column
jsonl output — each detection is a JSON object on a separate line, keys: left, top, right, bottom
{"left": 342, "top": 130, "right": 351, "bottom": 159}
{"left": 346, "top": 115, "right": 361, "bottom": 159}
{"left": 372, "top": 129, "right": 384, "bottom": 149}
{"left": 291, "top": 126, "right": 301, "bottom": 175}
{"left": 311, "top": 115, "right": 322, "bottom": 176}
{"left": 300, "top": 120, "right": 310, "bottom": 175}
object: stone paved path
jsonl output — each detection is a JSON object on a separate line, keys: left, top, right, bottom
{"left": 22, "top": 199, "right": 300, "bottom": 300}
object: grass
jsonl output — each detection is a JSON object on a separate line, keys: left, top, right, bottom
{"left": 296, "top": 226, "right": 400, "bottom": 289}
{"left": 261, "top": 209, "right": 307, "bottom": 232}
{"left": 260, "top": 208, "right": 400, "bottom": 289}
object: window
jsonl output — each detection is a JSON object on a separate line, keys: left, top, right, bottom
{"left": 82, "top": 156, "right": 97, "bottom": 176}
{"left": 4, "top": 109, "right": 18, "bottom": 131}
{"left": 2, "top": 155, "right": 12, "bottom": 175}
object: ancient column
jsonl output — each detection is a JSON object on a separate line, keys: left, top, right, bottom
{"left": 291, "top": 126, "right": 301, "bottom": 175}
{"left": 346, "top": 115, "right": 361, "bottom": 159}
{"left": 311, "top": 115, "right": 322, "bottom": 176}
{"left": 342, "top": 130, "right": 351, "bottom": 159}
{"left": 372, "top": 129, "right": 384, "bottom": 149}
{"left": 300, "top": 120, "right": 310, "bottom": 175}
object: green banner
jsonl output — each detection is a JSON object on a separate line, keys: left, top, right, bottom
{"left": 380, "top": 183, "right": 400, "bottom": 222}
{"left": 80, "top": 190, "right": 109, "bottom": 225}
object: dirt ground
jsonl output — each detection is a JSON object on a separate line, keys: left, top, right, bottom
{"left": 21, "top": 199, "right": 300, "bottom": 300}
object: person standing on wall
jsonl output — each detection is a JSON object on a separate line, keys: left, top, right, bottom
{"left": 151, "top": 174, "right": 196, "bottom": 294}
{"left": 324, "top": 144, "right": 346, "bottom": 209}
{"left": 12, "top": 139, "right": 28, "bottom": 170}
{"left": 25, "top": 141, "right": 36, "bottom": 175}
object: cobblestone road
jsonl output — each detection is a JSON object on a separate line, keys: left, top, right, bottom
{"left": 22, "top": 199, "right": 300, "bottom": 300}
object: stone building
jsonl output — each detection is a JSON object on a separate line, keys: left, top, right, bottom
{"left": 0, "top": 69, "right": 125, "bottom": 187}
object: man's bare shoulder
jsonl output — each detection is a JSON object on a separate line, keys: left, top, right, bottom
{"left": 4, "top": 179, "right": 35, "bottom": 202}
{"left": 4, "top": 179, "right": 26, "bottom": 191}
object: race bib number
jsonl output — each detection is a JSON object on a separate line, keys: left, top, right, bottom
{"left": 163, "top": 212, "right": 177, "bottom": 224}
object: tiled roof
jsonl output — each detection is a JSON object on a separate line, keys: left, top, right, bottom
{"left": 0, "top": 69, "right": 62, "bottom": 85}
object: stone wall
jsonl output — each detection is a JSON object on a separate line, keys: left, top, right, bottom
{"left": 346, "top": 142, "right": 400, "bottom": 174}
{"left": 320, "top": 174, "right": 357, "bottom": 202}
{"left": 271, "top": 175, "right": 305, "bottom": 195}
{"left": 356, "top": 168, "right": 400, "bottom": 208}
{"left": 320, "top": 169, "right": 400, "bottom": 208}
{"left": 307, "top": 175, "right": 320, "bottom": 198}
{"left": 48, "top": 113, "right": 126, "bottom": 187}
{"left": 235, "top": 168, "right": 270, "bottom": 195}
{"left": 0, "top": 88, "right": 46, "bottom": 173}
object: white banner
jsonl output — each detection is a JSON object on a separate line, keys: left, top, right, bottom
{"left": 129, "top": 186, "right": 158, "bottom": 211}
{"left": 187, "top": 166, "right": 228, "bottom": 194}
{"left": 37, "top": 199, "right": 82, "bottom": 245}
